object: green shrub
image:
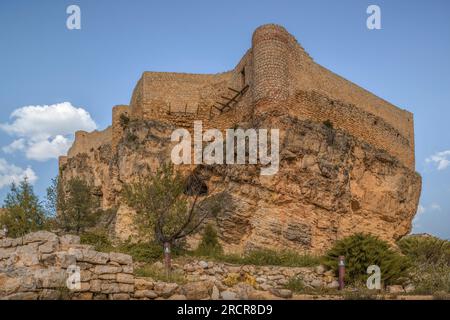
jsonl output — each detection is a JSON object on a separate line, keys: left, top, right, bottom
{"left": 411, "top": 263, "right": 450, "bottom": 294}
{"left": 134, "top": 265, "right": 186, "bottom": 284}
{"left": 119, "top": 114, "right": 130, "bottom": 128}
{"left": 117, "top": 241, "right": 163, "bottom": 263}
{"left": 285, "top": 277, "right": 305, "bottom": 293}
{"left": 323, "top": 233, "right": 411, "bottom": 286}
{"left": 116, "top": 240, "right": 185, "bottom": 262}
{"left": 80, "top": 230, "right": 112, "bottom": 252}
{"left": 220, "top": 249, "right": 321, "bottom": 268}
{"left": 398, "top": 235, "right": 450, "bottom": 266}
{"left": 398, "top": 235, "right": 450, "bottom": 294}
{"left": 195, "top": 225, "right": 223, "bottom": 257}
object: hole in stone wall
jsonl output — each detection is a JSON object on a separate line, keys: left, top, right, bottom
{"left": 240, "top": 68, "right": 246, "bottom": 88}
{"left": 351, "top": 199, "right": 361, "bottom": 211}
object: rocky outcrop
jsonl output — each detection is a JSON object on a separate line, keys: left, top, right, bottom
{"left": 59, "top": 116, "right": 421, "bottom": 254}
{"left": 58, "top": 24, "right": 421, "bottom": 254}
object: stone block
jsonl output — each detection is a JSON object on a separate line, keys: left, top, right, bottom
{"left": 109, "top": 252, "right": 132, "bottom": 265}
{"left": 98, "top": 274, "right": 116, "bottom": 280}
{"left": 110, "top": 293, "right": 130, "bottom": 300}
{"left": 59, "top": 235, "right": 80, "bottom": 248}
{"left": 94, "top": 265, "right": 122, "bottom": 274}
{"left": 116, "top": 273, "right": 134, "bottom": 284}
{"left": 135, "top": 277, "right": 154, "bottom": 290}
{"left": 134, "top": 290, "right": 158, "bottom": 299}
{"left": 119, "top": 283, "right": 134, "bottom": 293}
{"left": 23, "top": 231, "right": 58, "bottom": 245}
{"left": 101, "top": 283, "right": 121, "bottom": 294}
{"left": 80, "top": 250, "right": 110, "bottom": 265}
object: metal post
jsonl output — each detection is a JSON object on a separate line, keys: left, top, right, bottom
{"left": 164, "top": 242, "right": 171, "bottom": 277}
{"left": 338, "top": 256, "right": 345, "bottom": 290}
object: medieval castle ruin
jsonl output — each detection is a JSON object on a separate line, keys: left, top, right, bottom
{"left": 59, "top": 24, "right": 421, "bottom": 254}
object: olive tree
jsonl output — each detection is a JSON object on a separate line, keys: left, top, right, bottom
{"left": 122, "top": 163, "right": 223, "bottom": 271}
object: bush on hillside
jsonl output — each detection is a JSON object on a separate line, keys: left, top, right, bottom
{"left": 398, "top": 235, "right": 450, "bottom": 266}
{"left": 195, "top": 224, "right": 223, "bottom": 256}
{"left": 323, "top": 233, "right": 411, "bottom": 286}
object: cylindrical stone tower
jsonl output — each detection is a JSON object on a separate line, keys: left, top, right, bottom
{"left": 251, "top": 24, "right": 290, "bottom": 103}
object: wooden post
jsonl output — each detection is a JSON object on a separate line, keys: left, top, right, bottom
{"left": 184, "top": 104, "right": 187, "bottom": 114}
{"left": 168, "top": 103, "right": 171, "bottom": 115}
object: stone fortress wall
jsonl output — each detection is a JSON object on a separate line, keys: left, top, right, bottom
{"left": 63, "top": 24, "right": 414, "bottom": 170}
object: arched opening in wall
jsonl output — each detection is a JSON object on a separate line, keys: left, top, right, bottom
{"left": 185, "top": 173, "right": 208, "bottom": 196}
{"left": 240, "top": 68, "right": 246, "bottom": 89}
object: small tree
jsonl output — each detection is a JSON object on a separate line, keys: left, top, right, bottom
{"left": 196, "top": 224, "right": 223, "bottom": 257}
{"left": 44, "top": 176, "right": 64, "bottom": 229}
{"left": 58, "top": 177, "right": 98, "bottom": 234}
{"left": 45, "top": 176, "right": 60, "bottom": 217}
{"left": 0, "top": 178, "right": 46, "bottom": 237}
{"left": 123, "top": 163, "right": 222, "bottom": 271}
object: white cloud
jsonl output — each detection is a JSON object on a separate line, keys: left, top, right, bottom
{"left": 26, "top": 135, "right": 72, "bottom": 162}
{"left": 417, "top": 204, "right": 426, "bottom": 215}
{"left": 0, "top": 158, "right": 37, "bottom": 189}
{"left": 417, "top": 203, "right": 441, "bottom": 217}
{"left": 426, "top": 150, "right": 450, "bottom": 170}
{"left": 2, "top": 139, "right": 26, "bottom": 154}
{"left": 430, "top": 203, "right": 442, "bottom": 211}
{"left": 0, "top": 102, "right": 97, "bottom": 161}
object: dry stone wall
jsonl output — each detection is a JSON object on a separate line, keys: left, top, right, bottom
{"left": 0, "top": 231, "right": 134, "bottom": 300}
{"left": 1, "top": 231, "right": 339, "bottom": 300}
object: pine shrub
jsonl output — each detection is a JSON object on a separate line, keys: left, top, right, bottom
{"left": 195, "top": 224, "right": 223, "bottom": 257}
{"left": 324, "top": 233, "right": 411, "bottom": 285}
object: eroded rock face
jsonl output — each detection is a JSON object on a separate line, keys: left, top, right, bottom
{"left": 59, "top": 115, "right": 421, "bottom": 254}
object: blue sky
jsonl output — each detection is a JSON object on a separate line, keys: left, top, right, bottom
{"left": 0, "top": 0, "right": 449, "bottom": 239}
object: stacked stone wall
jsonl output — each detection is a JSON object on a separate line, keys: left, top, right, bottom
{"left": 0, "top": 231, "right": 134, "bottom": 300}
